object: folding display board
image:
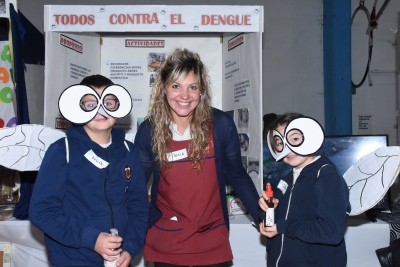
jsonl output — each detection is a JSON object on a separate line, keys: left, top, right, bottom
{"left": 43, "top": 5, "right": 264, "bottom": 193}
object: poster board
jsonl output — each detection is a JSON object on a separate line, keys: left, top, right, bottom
{"left": 43, "top": 5, "right": 264, "bottom": 193}
{"left": 100, "top": 34, "right": 222, "bottom": 132}
{"left": 222, "top": 32, "right": 262, "bottom": 190}
{"left": 44, "top": 32, "right": 101, "bottom": 129}
{"left": 0, "top": 0, "right": 17, "bottom": 18}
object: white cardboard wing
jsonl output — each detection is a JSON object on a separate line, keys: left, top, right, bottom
{"left": 0, "top": 124, "right": 66, "bottom": 171}
{"left": 344, "top": 146, "right": 400, "bottom": 216}
{"left": 124, "top": 132, "right": 136, "bottom": 143}
{"left": 0, "top": 124, "right": 138, "bottom": 172}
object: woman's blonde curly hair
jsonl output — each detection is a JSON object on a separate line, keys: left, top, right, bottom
{"left": 147, "top": 48, "right": 212, "bottom": 170}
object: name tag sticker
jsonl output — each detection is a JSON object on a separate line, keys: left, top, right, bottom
{"left": 166, "top": 148, "right": 188, "bottom": 162}
{"left": 84, "top": 150, "right": 109, "bottom": 169}
{"left": 277, "top": 180, "right": 288, "bottom": 195}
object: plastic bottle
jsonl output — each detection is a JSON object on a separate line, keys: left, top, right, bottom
{"left": 264, "top": 183, "right": 275, "bottom": 227}
{"left": 226, "top": 184, "right": 236, "bottom": 215}
{"left": 104, "top": 228, "right": 120, "bottom": 267}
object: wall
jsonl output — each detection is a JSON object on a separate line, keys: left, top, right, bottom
{"left": 262, "top": 1, "right": 325, "bottom": 125}
{"left": 350, "top": 0, "right": 400, "bottom": 199}
{"left": 351, "top": 0, "right": 398, "bottom": 146}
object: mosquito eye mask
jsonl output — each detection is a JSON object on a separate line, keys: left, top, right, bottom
{"left": 58, "top": 84, "right": 132, "bottom": 124}
{"left": 267, "top": 116, "right": 325, "bottom": 161}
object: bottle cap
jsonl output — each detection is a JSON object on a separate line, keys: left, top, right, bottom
{"left": 110, "top": 228, "right": 118, "bottom": 236}
{"left": 265, "top": 183, "right": 273, "bottom": 198}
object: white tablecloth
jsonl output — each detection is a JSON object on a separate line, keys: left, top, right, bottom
{"left": 345, "top": 215, "right": 390, "bottom": 267}
{"left": 0, "top": 214, "right": 390, "bottom": 267}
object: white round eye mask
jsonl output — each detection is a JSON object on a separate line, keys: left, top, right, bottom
{"left": 267, "top": 117, "right": 325, "bottom": 161}
{"left": 58, "top": 84, "right": 132, "bottom": 124}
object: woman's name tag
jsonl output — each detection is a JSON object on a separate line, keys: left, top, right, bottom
{"left": 166, "top": 148, "right": 188, "bottom": 162}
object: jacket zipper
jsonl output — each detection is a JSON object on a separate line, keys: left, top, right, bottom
{"left": 276, "top": 179, "right": 297, "bottom": 267}
{"left": 103, "top": 147, "right": 114, "bottom": 228}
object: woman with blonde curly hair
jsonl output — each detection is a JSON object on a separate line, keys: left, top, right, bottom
{"left": 134, "top": 48, "right": 261, "bottom": 267}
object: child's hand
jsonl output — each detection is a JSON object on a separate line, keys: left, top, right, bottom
{"left": 116, "top": 251, "right": 132, "bottom": 267}
{"left": 259, "top": 222, "right": 278, "bottom": 238}
{"left": 258, "top": 190, "right": 279, "bottom": 211}
{"left": 94, "top": 232, "right": 123, "bottom": 261}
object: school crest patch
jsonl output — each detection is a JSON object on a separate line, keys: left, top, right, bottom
{"left": 123, "top": 164, "right": 132, "bottom": 181}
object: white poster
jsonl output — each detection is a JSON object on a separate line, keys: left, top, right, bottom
{"left": 222, "top": 32, "right": 263, "bottom": 193}
{"left": 44, "top": 32, "right": 101, "bottom": 129}
{"left": 100, "top": 35, "right": 222, "bottom": 133}
{"left": 0, "top": 0, "right": 17, "bottom": 18}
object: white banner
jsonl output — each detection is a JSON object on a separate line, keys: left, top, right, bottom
{"left": 44, "top": 5, "right": 263, "bottom": 33}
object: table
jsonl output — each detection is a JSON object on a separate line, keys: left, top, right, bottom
{"left": 0, "top": 218, "right": 49, "bottom": 267}
{"left": 345, "top": 214, "right": 390, "bottom": 267}
{"left": 0, "top": 214, "right": 390, "bottom": 267}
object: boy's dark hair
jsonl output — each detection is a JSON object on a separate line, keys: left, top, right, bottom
{"left": 263, "top": 113, "right": 278, "bottom": 140}
{"left": 268, "top": 112, "right": 303, "bottom": 153}
{"left": 80, "top": 74, "right": 113, "bottom": 88}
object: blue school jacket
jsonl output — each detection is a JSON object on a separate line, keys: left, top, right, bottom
{"left": 267, "top": 156, "right": 351, "bottom": 267}
{"left": 29, "top": 125, "right": 149, "bottom": 266}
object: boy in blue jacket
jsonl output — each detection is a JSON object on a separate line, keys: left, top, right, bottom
{"left": 29, "top": 75, "right": 149, "bottom": 267}
{"left": 259, "top": 113, "right": 350, "bottom": 267}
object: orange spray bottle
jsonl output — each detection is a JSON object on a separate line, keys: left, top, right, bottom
{"left": 264, "top": 183, "right": 275, "bottom": 227}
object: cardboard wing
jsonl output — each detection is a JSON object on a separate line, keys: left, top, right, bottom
{"left": 0, "top": 125, "right": 66, "bottom": 171}
{"left": 344, "top": 146, "right": 400, "bottom": 216}
{"left": 0, "top": 124, "right": 138, "bottom": 171}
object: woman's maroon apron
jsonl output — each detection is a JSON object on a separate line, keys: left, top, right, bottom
{"left": 144, "top": 136, "right": 232, "bottom": 265}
